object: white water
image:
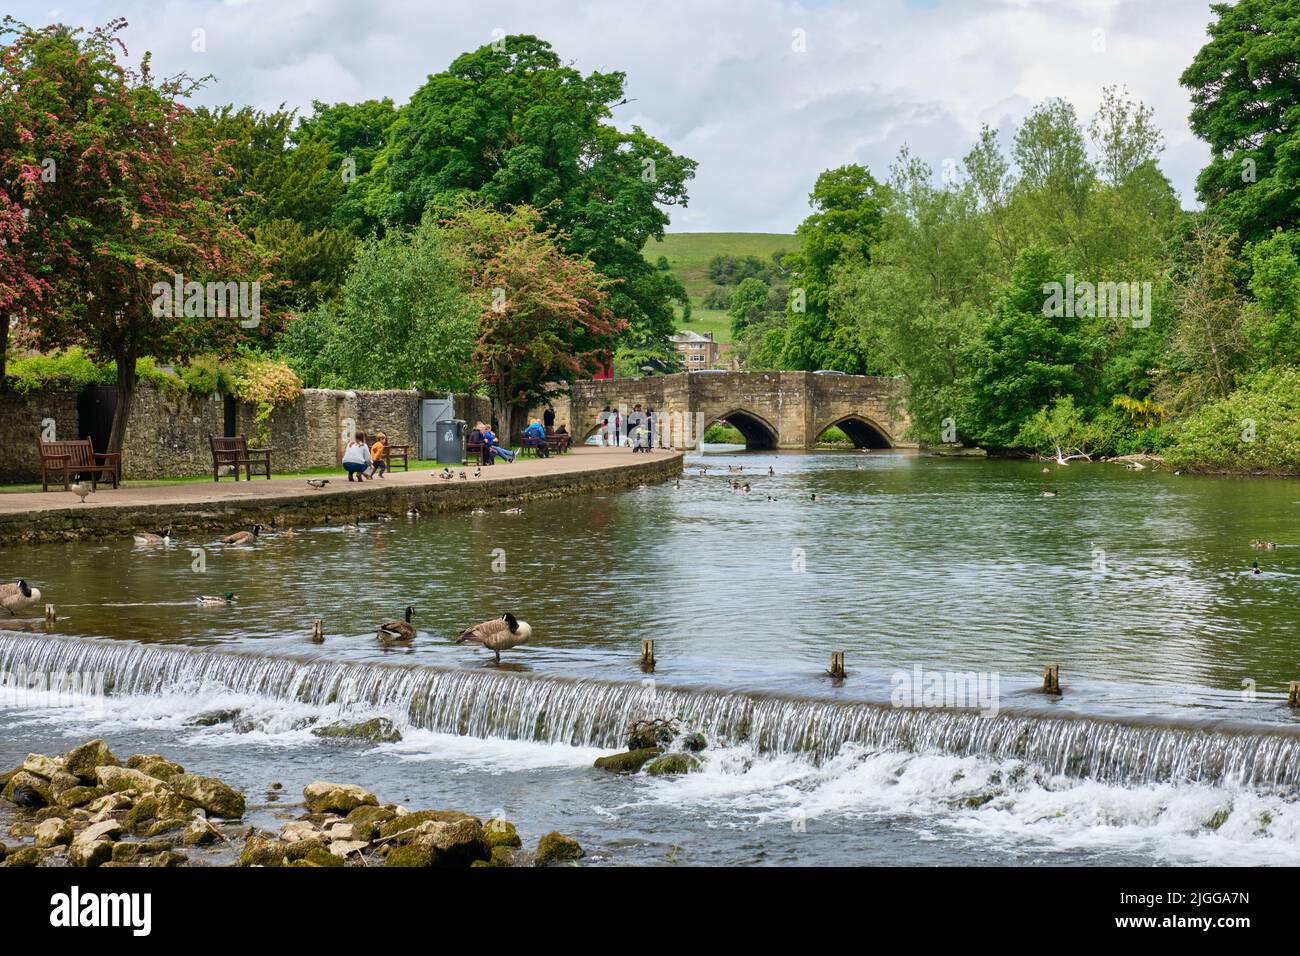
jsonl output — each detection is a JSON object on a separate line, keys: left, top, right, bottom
{"left": 4, "top": 631, "right": 1300, "bottom": 865}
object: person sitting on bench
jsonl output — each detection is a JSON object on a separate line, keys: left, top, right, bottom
{"left": 524, "top": 419, "right": 549, "bottom": 458}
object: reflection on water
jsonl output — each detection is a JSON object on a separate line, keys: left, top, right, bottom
{"left": 4, "top": 450, "right": 1297, "bottom": 721}
{"left": 2, "top": 449, "right": 1299, "bottom": 864}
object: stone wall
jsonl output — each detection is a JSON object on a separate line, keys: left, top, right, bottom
{"left": 0, "top": 390, "right": 80, "bottom": 482}
{"left": 0, "top": 452, "right": 684, "bottom": 546}
{"left": 1, "top": 384, "right": 496, "bottom": 483}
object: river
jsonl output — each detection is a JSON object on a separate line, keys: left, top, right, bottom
{"left": 1, "top": 447, "right": 1297, "bottom": 865}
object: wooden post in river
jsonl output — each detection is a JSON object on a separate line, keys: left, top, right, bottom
{"left": 1043, "top": 664, "right": 1061, "bottom": 695}
{"left": 640, "top": 640, "right": 655, "bottom": 672}
{"left": 829, "top": 651, "right": 846, "bottom": 679}
{"left": 1288, "top": 681, "right": 1300, "bottom": 708}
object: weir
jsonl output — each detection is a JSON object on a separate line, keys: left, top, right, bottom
{"left": 2, "top": 632, "right": 1299, "bottom": 791}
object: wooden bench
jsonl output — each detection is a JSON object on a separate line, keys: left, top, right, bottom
{"left": 208, "top": 435, "right": 273, "bottom": 481}
{"left": 467, "top": 437, "right": 486, "bottom": 465}
{"left": 38, "top": 438, "right": 120, "bottom": 491}
{"left": 546, "top": 431, "right": 572, "bottom": 454}
{"left": 382, "top": 443, "right": 410, "bottom": 472}
{"left": 520, "top": 435, "right": 549, "bottom": 458}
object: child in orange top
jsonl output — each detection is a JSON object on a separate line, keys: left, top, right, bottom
{"left": 369, "top": 432, "right": 387, "bottom": 479}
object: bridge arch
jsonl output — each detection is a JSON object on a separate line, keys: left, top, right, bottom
{"left": 815, "top": 414, "right": 893, "bottom": 449}
{"left": 704, "top": 407, "right": 778, "bottom": 450}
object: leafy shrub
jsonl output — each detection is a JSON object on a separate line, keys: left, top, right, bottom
{"left": 5, "top": 348, "right": 114, "bottom": 393}
{"left": 1164, "top": 365, "right": 1300, "bottom": 473}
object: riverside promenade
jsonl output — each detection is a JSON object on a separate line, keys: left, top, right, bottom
{"left": 0, "top": 447, "right": 684, "bottom": 546}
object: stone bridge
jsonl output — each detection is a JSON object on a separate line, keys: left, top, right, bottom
{"left": 546, "top": 371, "right": 913, "bottom": 449}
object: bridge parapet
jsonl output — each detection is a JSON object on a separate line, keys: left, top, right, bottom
{"left": 549, "top": 372, "right": 912, "bottom": 450}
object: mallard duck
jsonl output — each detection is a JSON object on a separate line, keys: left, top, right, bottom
{"left": 343, "top": 517, "right": 361, "bottom": 532}
{"left": 406, "top": 507, "right": 421, "bottom": 518}
{"left": 1041, "top": 489, "right": 1059, "bottom": 498}
{"left": 134, "top": 527, "right": 172, "bottom": 545}
{"left": 197, "top": 592, "right": 235, "bottom": 606}
{"left": 306, "top": 479, "right": 330, "bottom": 489}
{"left": 310, "top": 620, "right": 324, "bottom": 643}
{"left": 0, "top": 580, "right": 41, "bottom": 615}
{"left": 456, "top": 613, "right": 532, "bottom": 664}
{"left": 473, "top": 467, "right": 482, "bottom": 478}
{"left": 377, "top": 606, "right": 416, "bottom": 642}
{"left": 281, "top": 527, "right": 296, "bottom": 538}
{"left": 1251, "top": 560, "right": 1263, "bottom": 575}
{"left": 1251, "top": 540, "right": 1277, "bottom": 550}
{"left": 221, "top": 524, "right": 262, "bottom": 544}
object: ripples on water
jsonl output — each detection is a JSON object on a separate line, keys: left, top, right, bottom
{"left": 1, "top": 449, "right": 1298, "bottom": 864}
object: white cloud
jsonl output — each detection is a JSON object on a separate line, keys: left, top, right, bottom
{"left": 11, "top": 0, "right": 1215, "bottom": 231}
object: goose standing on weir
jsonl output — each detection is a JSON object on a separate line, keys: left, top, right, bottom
{"left": 457, "top": 613, "right": 532, "bottom": 664}
{"left": 0, "top": 580, "right": 41, "bottom": 615}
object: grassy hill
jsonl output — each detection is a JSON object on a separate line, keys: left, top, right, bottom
{"left": 642, "top": 232, "right": 795, "bottom": 344}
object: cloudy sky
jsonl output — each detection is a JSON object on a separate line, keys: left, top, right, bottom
{"left": 13, "top": 0, "right": 1216, "bottom": 232}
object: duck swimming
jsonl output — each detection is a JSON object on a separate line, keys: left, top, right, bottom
{"left": 1251, "top": 540, "right": 1277, "bottom": 550}
{"left": 197, "top": 592, "right": 235, "bottom": 606}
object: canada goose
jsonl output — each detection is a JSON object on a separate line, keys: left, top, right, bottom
{"left": 197, "top": 592, "right": 235, "bottom": 606}
{"left": 0, "top": 580, "right": 41, "bottom": 615}
{"left": 473, "top": 467, "right": 482, "bottom": 478}
{"left": 376, "top": 513, "right": 393, "bottom": 523}
{"left": 458, "top": 471, "right": 467, "bottom": 480}
{"left": 768, "top": 467, "right": 775, "bottom": 477}
{"left": 438, "top": 468, "right": 453, "bottom": 480}
{"left": 742, "top": 483, "right": 751, "bottom": 493}
{"left": 810, "top": 493, "right": 817, "bottom": 501}
{"left": 71, "top": 479, "right": 93, "bottom": 503}
{"left": 1251, "top": 540, "right": 1277, "bottom": 550}
{"left": 221, "top": 524, "right": 262, "bottom": 544}
{"left": 310, "top": 620, "right": 324, "bottom": 643}
{"left": 343, "top": 517, "right": 361, "bottom": 532}
{"left": 1041, "top": 489, "right": 1059, "bottom": 498}
{"left": 674, "top": 480, "right": 681, "bottom": 489}
{"left": 377, "top": 606, "right": 416, "bottom": 642}
{"left": 134, "top": 527, "right": 172, "bottom": 545}
{"left": 456, "top": 613, "right": 532, "bottom": 663}
{"left": 306, "top": 479, "right": 330, "bottom": 489}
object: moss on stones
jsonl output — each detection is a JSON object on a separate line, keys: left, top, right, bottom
{"left": 645, "top": 753, "right": 701, "bottom": 776}
{"left": 593, "top": 748, "right": 662, "bottom": 774}
{"left": 535, "top": 832, "right": 584, "bottom": 865}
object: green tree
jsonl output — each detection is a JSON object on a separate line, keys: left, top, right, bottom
{"left": 440, "top": 204, "right": 622, "bottom": 441}
{"left": 1245, "top": 229, "right": 1300, "bottom": 367}
{"left": 362, "top": 35, "right": 695, "bottom": 348}
{"left": 1181, "top": 0, "right": 1300, "bottom": 243}
{"left": 960, "top": 246, "right": 1097, "bottom": 447}
{"left": 301, "top": 217, "right": 478, "bottom": 392}
{"left": 728, "top": 277, "right": 771, "bottom": 339}
{"left": 294, "top": 97, "right": 399, "bottom": 234}
{"left": 782, "top": 164, "right": 888, "bottom": 371}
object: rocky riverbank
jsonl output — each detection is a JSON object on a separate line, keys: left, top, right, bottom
{"left": 0, "top": 738, "right": 583, "bottom": 867}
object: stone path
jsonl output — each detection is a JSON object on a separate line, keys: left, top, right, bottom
{"left": 0, "top": 447, "right": 677, "bottom": 517}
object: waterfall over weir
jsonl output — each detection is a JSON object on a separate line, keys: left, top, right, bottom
{"left": 3, "top": 632, "right": 1300, "bottom": 792}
